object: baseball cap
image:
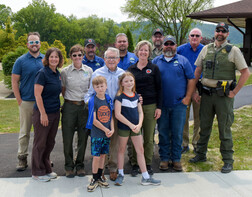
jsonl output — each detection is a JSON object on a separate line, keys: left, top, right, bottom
{"left": 216, "top": 22, "right": 229, "bottom": 32}
{"left": 84, "top": 38, "right": 96, "bottom": 47}
{"left": 163, "top": 35, "right": 176, "bottom": 44}
{"left": 152, "top": 28, "right": 164, "bottom": 36}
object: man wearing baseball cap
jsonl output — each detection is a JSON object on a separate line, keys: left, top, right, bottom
{"left": 150, "top": 28, "right": 164, "bottom": 60}
{"left": 189, "top": 22, "right": 249, "bottom": 173}
{"left": 152, "top": 35, "right": 195, "bottom": 172}
{"left": 82, "top": 38, "right": 105, "bottom": 71}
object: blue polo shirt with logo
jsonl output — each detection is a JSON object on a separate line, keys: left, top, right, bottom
{"left": 12, "top": 52, "right": 44, "bottom": 101}
{"left": 152, "top": 54, "right": 194, "bottom": 107}
{"left": 82, "top": 55, "right": 105, "bottom": 71}
{"left": 34, "top": 66, "right": 62, "bottom": 114}
{"left": 118, "top": 51, "right": 138, "bottom": 70}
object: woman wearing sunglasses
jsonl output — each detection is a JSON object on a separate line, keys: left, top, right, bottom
{"left": 61, "top": 44, "right": 93, "bottom": 178}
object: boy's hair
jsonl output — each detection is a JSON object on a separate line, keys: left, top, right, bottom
{"left": 92, "top": 76, "right": 107, "bottom": 86}
{"left": 117, "top": 72, "right": 136, "bottom": 96}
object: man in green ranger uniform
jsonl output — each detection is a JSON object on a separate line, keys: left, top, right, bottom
{"left": 189, "top": 22, "right": 250, "bottom": 173}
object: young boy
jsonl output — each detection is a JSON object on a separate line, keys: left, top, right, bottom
{"left": 86, "top": 76, "right": 114, "bottom": 192}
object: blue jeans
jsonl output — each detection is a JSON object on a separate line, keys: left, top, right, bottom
{"left": 158, "top": 103, "right": 187, "bottom": 162}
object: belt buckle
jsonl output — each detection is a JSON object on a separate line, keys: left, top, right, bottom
{"left": 76, "top": 101, "right": 82, "bottom": 105}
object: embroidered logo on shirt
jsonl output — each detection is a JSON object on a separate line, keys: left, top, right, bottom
{"left": 83, "top": 72, "right": 89, "bottom": 77}
{"left": 221, "top": 49, "right": 227, "bottom": 54}
{"left": 95, "top": 63, "right": 101, "bottom": 67}
{"left": 130, "top": 57, "right": 135, "bottom": 63}
{"left": 173, "top": 60, "right": 179, "bottom": 66}
{"left": 146, "top": 69, "right": 152, "bottom": 74}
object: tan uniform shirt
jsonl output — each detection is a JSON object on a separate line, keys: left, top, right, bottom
{"left": 61, "top": 64, "right": 93, "bottom": 101}
{"left": 195, "top": 41, "right": 248, "bottom": 87}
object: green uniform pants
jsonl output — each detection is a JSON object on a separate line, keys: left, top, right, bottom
{"left": 61, "top": 102, "right": 89, "bottom": 171}
{"left": 197, "top": 92, "right": 234, "bottom": 164}
{"left": 131, "top": 104, "right": 157, "bottom": 166}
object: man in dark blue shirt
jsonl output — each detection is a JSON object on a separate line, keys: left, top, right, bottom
{"left": 177, "top": 28, "right": 204, "bottom": 154}
{"left": 115, "top": 33, "right": 138, "bottom": 70}
{"left": 82, "top": 38, "right": 105, "bottom": 71}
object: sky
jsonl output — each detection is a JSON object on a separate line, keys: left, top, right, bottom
{"left": 1, "top": 0, "right": 241, "bottom": 23}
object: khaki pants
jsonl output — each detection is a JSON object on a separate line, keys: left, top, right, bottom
{"left": 18, "top": 101, "right": 35, "bottom": 157}
{"left": 182, "top": 98, "right": 200, "bottom": 148}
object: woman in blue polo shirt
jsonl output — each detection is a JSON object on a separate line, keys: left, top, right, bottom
{"left": 31, "top": 48, "right": 64, "bottom": 182}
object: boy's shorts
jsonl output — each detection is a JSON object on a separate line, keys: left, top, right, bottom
{"left": 91, "top": 137, "right": 110, "bottom": 156}
{"left": 118, "top": 128, "right": 141, "bottom": 137}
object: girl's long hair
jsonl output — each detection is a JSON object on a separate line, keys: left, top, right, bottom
{"left": 117, "top": 72, "right": 136, "bottom": 96}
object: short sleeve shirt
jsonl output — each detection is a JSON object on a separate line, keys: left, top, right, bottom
{"left": 34, "top": 67, "right": 62, "bottom": 114}
{"left": 12, "top": 52, "right": 44, "bottom": 101}
{"left": 115, "top": 93, "right": 139, "bottom": 130}
{"left": 91, "top": 96, "right": 111, "bottom": 138}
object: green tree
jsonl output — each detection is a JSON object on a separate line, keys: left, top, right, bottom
{"left": 121, "top": 0, "right": 213, "bottom": 44}
{"left": 0, "top": 4, "right": 12, "bottom": 29}
{"left": 2, "top": 47, "right": 28, "bottom": 88}
{"left": 13, "top": 0, "right": 56, "bottom": 41}
{"left": 126, "top": 28, "right": 134, "bottom": 52}
{"left": 16, "top": 34, "right": 27, "bottom": 48}
{"left": 0, "top": 17, "right": 16, "bottom": 61}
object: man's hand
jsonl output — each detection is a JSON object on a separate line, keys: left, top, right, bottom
{"left": 154, "top": 109, "right": 161, "bottom": 120}
{"left": 192, "top": 92, "right": 201, "bottom": 104}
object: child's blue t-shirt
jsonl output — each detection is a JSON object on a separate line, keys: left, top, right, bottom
{"left": 91, "top": 96, "right": 111, "bottom": 138}
{"left": 115, "top": 92, "right": 139, "bottom": 130}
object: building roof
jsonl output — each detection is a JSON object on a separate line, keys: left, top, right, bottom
{"left": 188, "top": 0, "right": 252, "bottom": 28}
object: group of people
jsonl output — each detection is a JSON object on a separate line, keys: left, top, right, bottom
{"left": 11, "top": 22, "right": 249, "bottom": 191}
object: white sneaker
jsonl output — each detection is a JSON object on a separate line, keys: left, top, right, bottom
{"left": 32, "top": 175, "right": 51, "bottom": 182}
{"left": 47, "top": 172, "right": 57, "bottom": 179}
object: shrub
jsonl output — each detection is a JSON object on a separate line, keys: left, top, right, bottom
{"left": 2, "top": 47, "right": 28, "bottom": 89}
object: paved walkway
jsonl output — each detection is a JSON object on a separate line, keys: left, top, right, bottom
{"left": 1, "top": 171, "right": 252, "bottom": 197}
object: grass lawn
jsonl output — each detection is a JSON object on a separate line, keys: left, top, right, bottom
{"left": 181, "top": 105, "right": 252, "bottom": 171}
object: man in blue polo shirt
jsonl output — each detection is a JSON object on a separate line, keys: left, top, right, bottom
{"left": 82, "top": 38, "right": 105, "bottom": 71}
{"left": 152, "top": 35, "right": 194, "bottom": 172}
{"left": 115, "top": 33, "right": 138, "bottom": 70}
{"left": 177, "top": 28, "right": 204, "bottom": 154}
{"left": 12, "top": 32, "right": 44, "bottom": 171}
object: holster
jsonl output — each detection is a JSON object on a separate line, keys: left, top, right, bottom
{"left": 196, "top": 80, "right": 203, "bottom": 96}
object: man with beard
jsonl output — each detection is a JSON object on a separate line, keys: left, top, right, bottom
{"left": 115, "top": 33, "right": 138, "bottom": 70}
{"left": 177, "top": 28, "right": 204, "bottom": 154}
{"left": 12, "top": 32, "right": 44, "bottom": 171}
{"left": 82, "top": 38, "right": 105, "bottom": 71}
{"left": 189, "top": 22, "right": 249, "bottom": 173}
{"left": 152, "top": 35, "right": 194, "bottom": 172}
{"left": 150, "top": 28, "right": 164, "bottom": 60}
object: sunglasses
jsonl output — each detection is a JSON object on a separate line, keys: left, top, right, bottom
{"left": 28, "top": 40, "right": 40, "bottom": 45}
{"left": 190, "top": 34, "right": 200, "bottom": 38}
{"left": 72, "top": 54, "right": 82, "bottom": 57}
{"left": 164, "top": 42, "right": 175, "bottom": 46}
{"left": 216, "top": 29, "right": 227, "bottom": 33}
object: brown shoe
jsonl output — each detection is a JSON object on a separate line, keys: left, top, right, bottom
{"left": 173, "top": 161, "right": 183, "bottom": 172}
{"left": 159, "top": 161, "right": 169, "bottom": 171}
{"left": 65, "top": 170, "right": 75, "bottom": 178}
{"left": 109, "top": 172, "right": 117, "bottom": 181}
{"left": 16, "top": 155, "right": 28, "bottom": 171}
{"left": 76, "top": 169, "right": 85, "bottom": 177}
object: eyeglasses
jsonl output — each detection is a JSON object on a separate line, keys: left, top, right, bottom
{"left": 105, "top": 57, "right": 119, "bottom": 60}
{"left": 164, "top": 42, "right": 175, "bottom": 46}
{"left": 190, "top": 34, "right": 200, "bottom": 38}
{"left": 216, "top": 29, "right": 227, "bottom": 33}
{"left": 72, "top": 54, "right": 82, "bottom": 57}
{"left": 28, "top": 40, "right": 40, "bottom": 45}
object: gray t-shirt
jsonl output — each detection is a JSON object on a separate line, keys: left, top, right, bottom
{"left": 91, "top": 96, "right": 111, "bottom": 138}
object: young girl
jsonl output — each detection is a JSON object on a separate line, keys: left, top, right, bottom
{"left": 114, "top": 72, "right": 161, "bottom": 186}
